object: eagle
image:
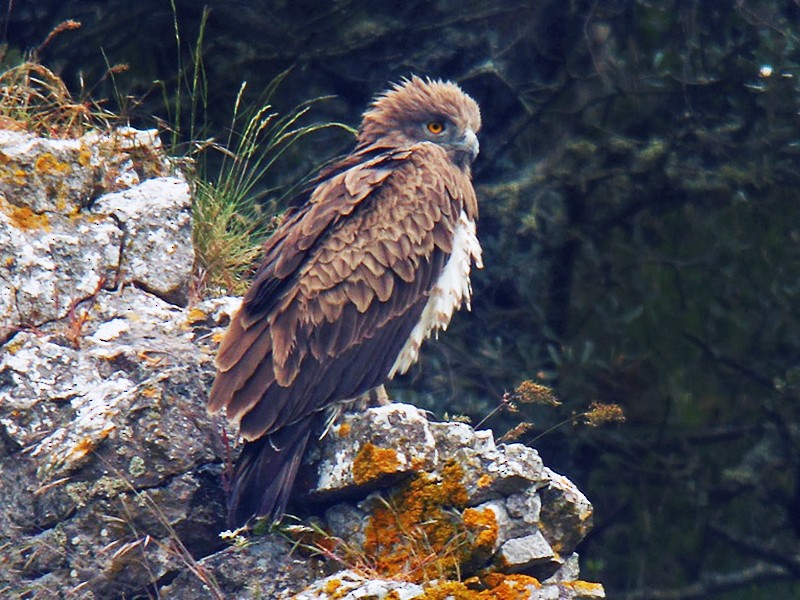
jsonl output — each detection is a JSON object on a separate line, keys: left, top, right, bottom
{"left": 208, "top": 76, "right": 483, "bottom": 527}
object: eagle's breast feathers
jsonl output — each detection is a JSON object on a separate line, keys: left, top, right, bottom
{"left": 389, "top": 208, "right": 481, "bottom": 378}
{"left": 210, "top": 142, "right": 480, "bottom": 442}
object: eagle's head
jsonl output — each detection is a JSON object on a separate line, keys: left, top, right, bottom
{"left": 357, "top": 76, "right": 482, "bottom": 169}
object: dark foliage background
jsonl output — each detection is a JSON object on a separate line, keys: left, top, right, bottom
{"left": 6, "top": 1, "right": 800, "bottom": 598}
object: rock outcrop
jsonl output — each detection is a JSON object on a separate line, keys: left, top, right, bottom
{"left": 0, "top": 128, "right": 603, "bottom": 598}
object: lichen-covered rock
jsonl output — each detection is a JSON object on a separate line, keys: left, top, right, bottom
{"left": 298, "top": 570, "right": 605, "bottom": 600}
{"left": 160, "top": 536, "right": 326, "bottom": 599}
{"left": 0, "top": 204, "right": 121, "bottom": 341}
{"left": 311, "top": 403, "right": 439, "bottom": 498}
{"left": 538, "top": 468, "right": 595, "bottom": 554}
{"left": 0, "top": 128, "right": 189, "bottom": 344}
{"left": 0, "top": 127, "right": 224, "bottom": 598}
{"left": 296, "top": 571, "right": 425, "bottom": 600}
{"left": 302, "top": 404, "right": 603, "bottom": 595}
{"left": 0, "top": 291, "right": 233, "bottom": 598}
{"left": 0, "top": 127, "right": 170, "bottom": 214}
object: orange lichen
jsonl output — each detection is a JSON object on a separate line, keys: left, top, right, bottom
{"left": 462, "top": 507, "right": 498, "bottom": 553}
{"left": 141, "top": 387, "right": 160, "bottom": 399}
{"left": 410, "top": 457, "right": 427, "bottom": 470}
{"left": 352, "top": 442, "right": 401, "bottom": 486}
{"left": 67, "top": 432, "right": 104, "bottom": 463}
{"left": 562, "top": 580, "right": 605, "bottom": 595}
{"left": 0, "top": 196, "right": 50, "bottom": 230}
{"left": 361, "top": 461, "right": 476, "bottom": 582}
{"left": 477, "top": 474, "right": 492, "bottom": 488}
{"left": 482, "top": 574, "right": 543, "bottom": 600}
{"left": 337, "top": 422, "right": 351, "bottom": 437}
{"left": 415, "top": 581, "right": 476, "bottom": 599}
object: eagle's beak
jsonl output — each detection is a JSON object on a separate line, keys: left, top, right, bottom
{"left": 461, "top": 128, "right": 479, "bottom": 163}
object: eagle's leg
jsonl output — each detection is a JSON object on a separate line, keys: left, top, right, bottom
{"left": 357, "top": 384, "right": 391, "bottom": 409}
{"left": 320, "top": 385, "right": 391, "bottom": 439}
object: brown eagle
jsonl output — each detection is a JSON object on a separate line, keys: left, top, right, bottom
{"left": 208, "top": 76, "right": 482, "bottom": 527}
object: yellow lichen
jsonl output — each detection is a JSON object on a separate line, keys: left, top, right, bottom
{"left": 415, "top": 573, "right": 542, "bottom": 600}
{"left": 0, "top": 196, "right": 50, "bottom": 230}
{"left": 34, "top": 152, "right": 71, "bottom": 176}
{"left": 5, "top": 337, "right": 25, "bottom": 354}
{"left": 337, "top": 422, "right": 351, "bottom": 437}
{"left": 323, "top": 578, "right": 341, "bottom": 595}
{"left": 78, "top": 145, "right": 92, "bottom": 167}
{"left": 186, "top": 307, "right": 208, "bottom": 323}
{"left": 352, "top": 442, "right": 400, "bottom": 486}
{"left": 477, "top": 474, "right": 492, "bottom": 488}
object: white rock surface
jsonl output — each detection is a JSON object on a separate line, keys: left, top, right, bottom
{"left": 0, "top": 129, "right": 187, "bottom": 342}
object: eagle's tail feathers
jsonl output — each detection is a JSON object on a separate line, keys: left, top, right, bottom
{"left": 227, "top": 416, "right": 314, "bottom": 529}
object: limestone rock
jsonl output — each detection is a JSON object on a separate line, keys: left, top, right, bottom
{"left": 0, "top": 291, "right": 233, "bottom": 598}
{"left": 311, "top": 403, "right": 438, "bottom": 498}
{"left": 0, "top": 127, "right": 170, "bottom": 214}
{"left": 296, "top": 571, "right": 424, "bottom": 600}
{"left": 92, "top": 177, "right": 193, "bottom": 304}
{"left": 497, "top": 531, "right": 557, "bottom": 573}
{"left": 0, "top": 127, "right": 224, "bottom": 598}
{"left": 160, "top": 536, "right": 325, "bottom": 600}
{"left": 0, "top": 128, "right": 189, "bottom": 343}
{"left": 429, "top": 420, "right": 545, "bottom": 503}
{"left": 538, "top": 467, "right": 595, "bottom": 554}
{"left": 0, "top": 204, "right": 121, "bottom": 341}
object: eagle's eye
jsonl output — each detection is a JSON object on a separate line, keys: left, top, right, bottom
{"left": 426, "top": 120, "right": 445, "bottom": 135}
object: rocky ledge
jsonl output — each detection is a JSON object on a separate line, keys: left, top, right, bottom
{"left": 0, "top": 128, "right": 603, "bottom": 598}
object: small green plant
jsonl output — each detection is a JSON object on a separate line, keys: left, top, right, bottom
{"left": 160, "top": 3, "right": 354, "bottom": 297}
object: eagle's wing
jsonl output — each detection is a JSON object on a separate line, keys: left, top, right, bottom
{"left": 208, "top": 143, "right": 472, "bottom": 442}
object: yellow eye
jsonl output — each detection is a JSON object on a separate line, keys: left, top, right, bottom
{"left": 426, "top": 121, "right": 445, "bottom": 135}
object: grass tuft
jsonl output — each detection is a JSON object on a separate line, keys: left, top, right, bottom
{"left": 189, "top": 75, "right": 354, "bottom": 297}
{"left": 0, "top": 20, "right": 122, "bottom": 137}
{"left": 0, "top": 61, "right": 117, "bottom": 137}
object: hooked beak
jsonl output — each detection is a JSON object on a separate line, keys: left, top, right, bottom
{"left": 461, "top": 128, "right": 479, "bottom": 163}
{"left": 450, "top": 128, "right": 479, "bottom": 168}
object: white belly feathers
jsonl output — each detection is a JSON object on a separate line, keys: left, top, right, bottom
{"left": 388, "top": 210, "right": 482, "bottom": 378}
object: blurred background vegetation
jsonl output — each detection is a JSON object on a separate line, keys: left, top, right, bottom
{"left": 5, "top": 0, "right": 800, "bottom": 598}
